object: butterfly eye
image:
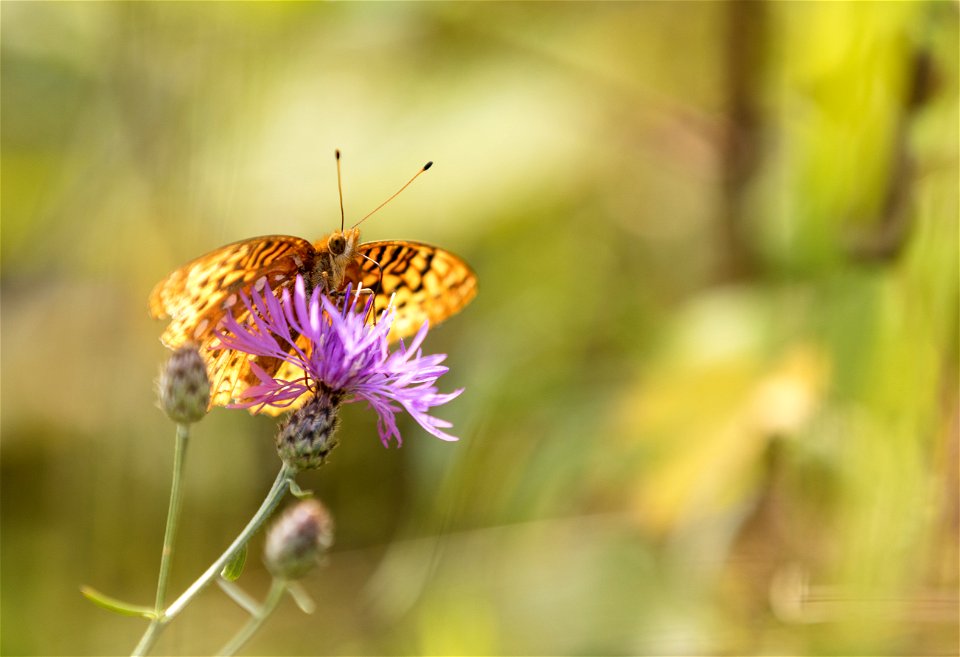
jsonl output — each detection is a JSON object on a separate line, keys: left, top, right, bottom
{"left": 328, "top": 234, "right": 346, "bottom": 255}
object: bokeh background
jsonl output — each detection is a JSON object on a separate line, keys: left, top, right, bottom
{"left": 2, "top": 2, "right": 957, "bottom": 655}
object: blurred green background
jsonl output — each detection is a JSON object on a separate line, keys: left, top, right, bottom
{"left": 2, "top": 2, "right": 957, "bottom": 655}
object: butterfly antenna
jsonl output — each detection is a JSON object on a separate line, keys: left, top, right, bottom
{"left": 335, "top": 149, "right": 346, "bottom": 231}
{"left": 351, "top": 161, "right": 433, "bottom": 229}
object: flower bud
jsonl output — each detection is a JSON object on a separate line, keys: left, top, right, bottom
{"left": 158, "top": 345, "right": 211, "bottom": 424}
{"left": 264, "top": 499, "right": 334, "bottom": 579}
{"left": 275, "top": 390, "right": 342, "bottom": 471}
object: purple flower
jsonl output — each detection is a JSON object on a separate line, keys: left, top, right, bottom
{"left": 216, "top": 276, "right": 462, "bottom": 447}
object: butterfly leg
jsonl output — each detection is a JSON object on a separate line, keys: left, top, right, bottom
{"left": 355, "top": 251, "right": 386, "bottom": 325}
{"left": 324, "top": 284, "right": 375, "bottom": 327}
{"left": 355, "top": 287, "right": 378, "bottom": 325}
{"left": 358, "top": 252, "right": 385, "bottom": 297}
{"left": 335, "top": 287, "right": 377, "bottom": 323}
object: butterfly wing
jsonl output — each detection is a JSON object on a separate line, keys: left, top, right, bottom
{"left": 150, "top": 235, "right": 317, "bottom": 411}
{"left": 346, "top": 241, "right": 478, "bottom": 342}
{"left": 149, "top": 235, "right": 315, "bottom": 348}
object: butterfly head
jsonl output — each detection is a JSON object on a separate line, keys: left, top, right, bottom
{"left": 313, "top": 227, "right": 362, "bottom": 293}
{"left": 327, "top": 228, "right": 360, "bottom": 258}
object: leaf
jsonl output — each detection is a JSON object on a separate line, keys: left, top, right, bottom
{"left": 220, "top": 544, "right": 247, "bottom": 582}
{"left": 80, "top": 586, "right": 157, "bottom": 619}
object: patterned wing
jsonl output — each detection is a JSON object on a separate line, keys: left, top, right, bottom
{"left": 149, "top": 235, "right": 315, "bottom": 348}
{"left": 346, "top": 240, "right": 478, "bottom": 342}
{"left": 205, "top": 326, "right": 312, "bottom": 412}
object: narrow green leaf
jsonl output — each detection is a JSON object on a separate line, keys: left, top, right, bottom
{"left": 80, "top": 586, "right": 157, "bottom": 619}
{"left": 221, "top": 544, "right": 247, "bottom": 582}
{"left": 289, "top": 479, "right": 313, "bottom": 499}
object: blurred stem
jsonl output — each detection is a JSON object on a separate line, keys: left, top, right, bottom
{"left": 286, "top": 581, "right": 316, "bottom": 614}
{"left": 719, "top": 0, "right": 765, "bottom": 281}
{"left": 132, "top": 465, "right": 295, "bottom": 656}
{"left": 217, "top": 578, "right": 288, "bottom": 656}
{"left": 218, "top": 579, "right": 261, "bottom": 616}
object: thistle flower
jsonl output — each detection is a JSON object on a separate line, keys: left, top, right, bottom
{"left": 264, "top": 499, "right": 334, "bottom": 580}
{"left": 158, "top": 345, "right": 211, "bottom": 424}
{"left": 274, "top": 390, "right": 342, "bottom": 470}
{"left": 217, "top": 275, "right": 462, "bottom": 450}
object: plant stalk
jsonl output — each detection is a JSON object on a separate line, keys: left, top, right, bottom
{"left": 155, "top": 424, "right": 190, "bottom": 612}
{"left": 132, "top": 465, "right": 294, "bottom": 655}
{"left": 130, "top": 423, "right": 190, "bottom": 655}
{"left": 217, "top": 578, "right": 288, "bottom": 656}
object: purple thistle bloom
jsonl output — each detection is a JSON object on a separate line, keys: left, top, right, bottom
{"left": 216, "top": 275, "right": 462, "bottom": 447}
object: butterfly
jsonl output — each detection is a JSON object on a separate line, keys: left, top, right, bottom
{"left": 149, "top": 158, "right": 477, "bottom": 414}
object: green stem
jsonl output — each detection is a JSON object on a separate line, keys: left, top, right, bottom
{"left": 131, "top": 616, "right": 163, "bottom": 657}
{"left": 155, "top": 424, "right": 189, "bottom": 611}
{"left": 131, "top": 465, "right": 295, "bottom": 656}
{"left": 166, "top": 466, "right": 293, "bottom": 617}
{"left": 217, "top": 578, "right": 288, "bottom": 656}
{"left": 130, "top": 424, "right": 190, "bottom": 654}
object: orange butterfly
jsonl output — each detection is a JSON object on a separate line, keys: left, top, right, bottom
{"left": 149, "top": 155, "right": 477, "bottom": 413}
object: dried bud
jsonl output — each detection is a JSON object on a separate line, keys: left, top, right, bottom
{"left": 275, "top": 391, "right": 342, "bottom": 471}
{"left": 158, "top": 345, "right": 211, "bottom": 424}
{"left": 264, "top": 499, "right": 334, "bottom": 579}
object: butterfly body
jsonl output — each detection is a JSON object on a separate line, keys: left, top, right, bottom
{"left": 149, "top": 229, "right": 476, "bottom": 412}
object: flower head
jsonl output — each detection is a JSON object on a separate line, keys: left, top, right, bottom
{"left": 264, "top": 498, "right": 334, "bottom": 580}
{"left": 274, "top": 390, "right": 343, "bottom": 470}
{"left": 158, "top": 345, "right": 211, "bottom": 424}
{"left": 216, "top": 275, "right": 462, "bottom": 447}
